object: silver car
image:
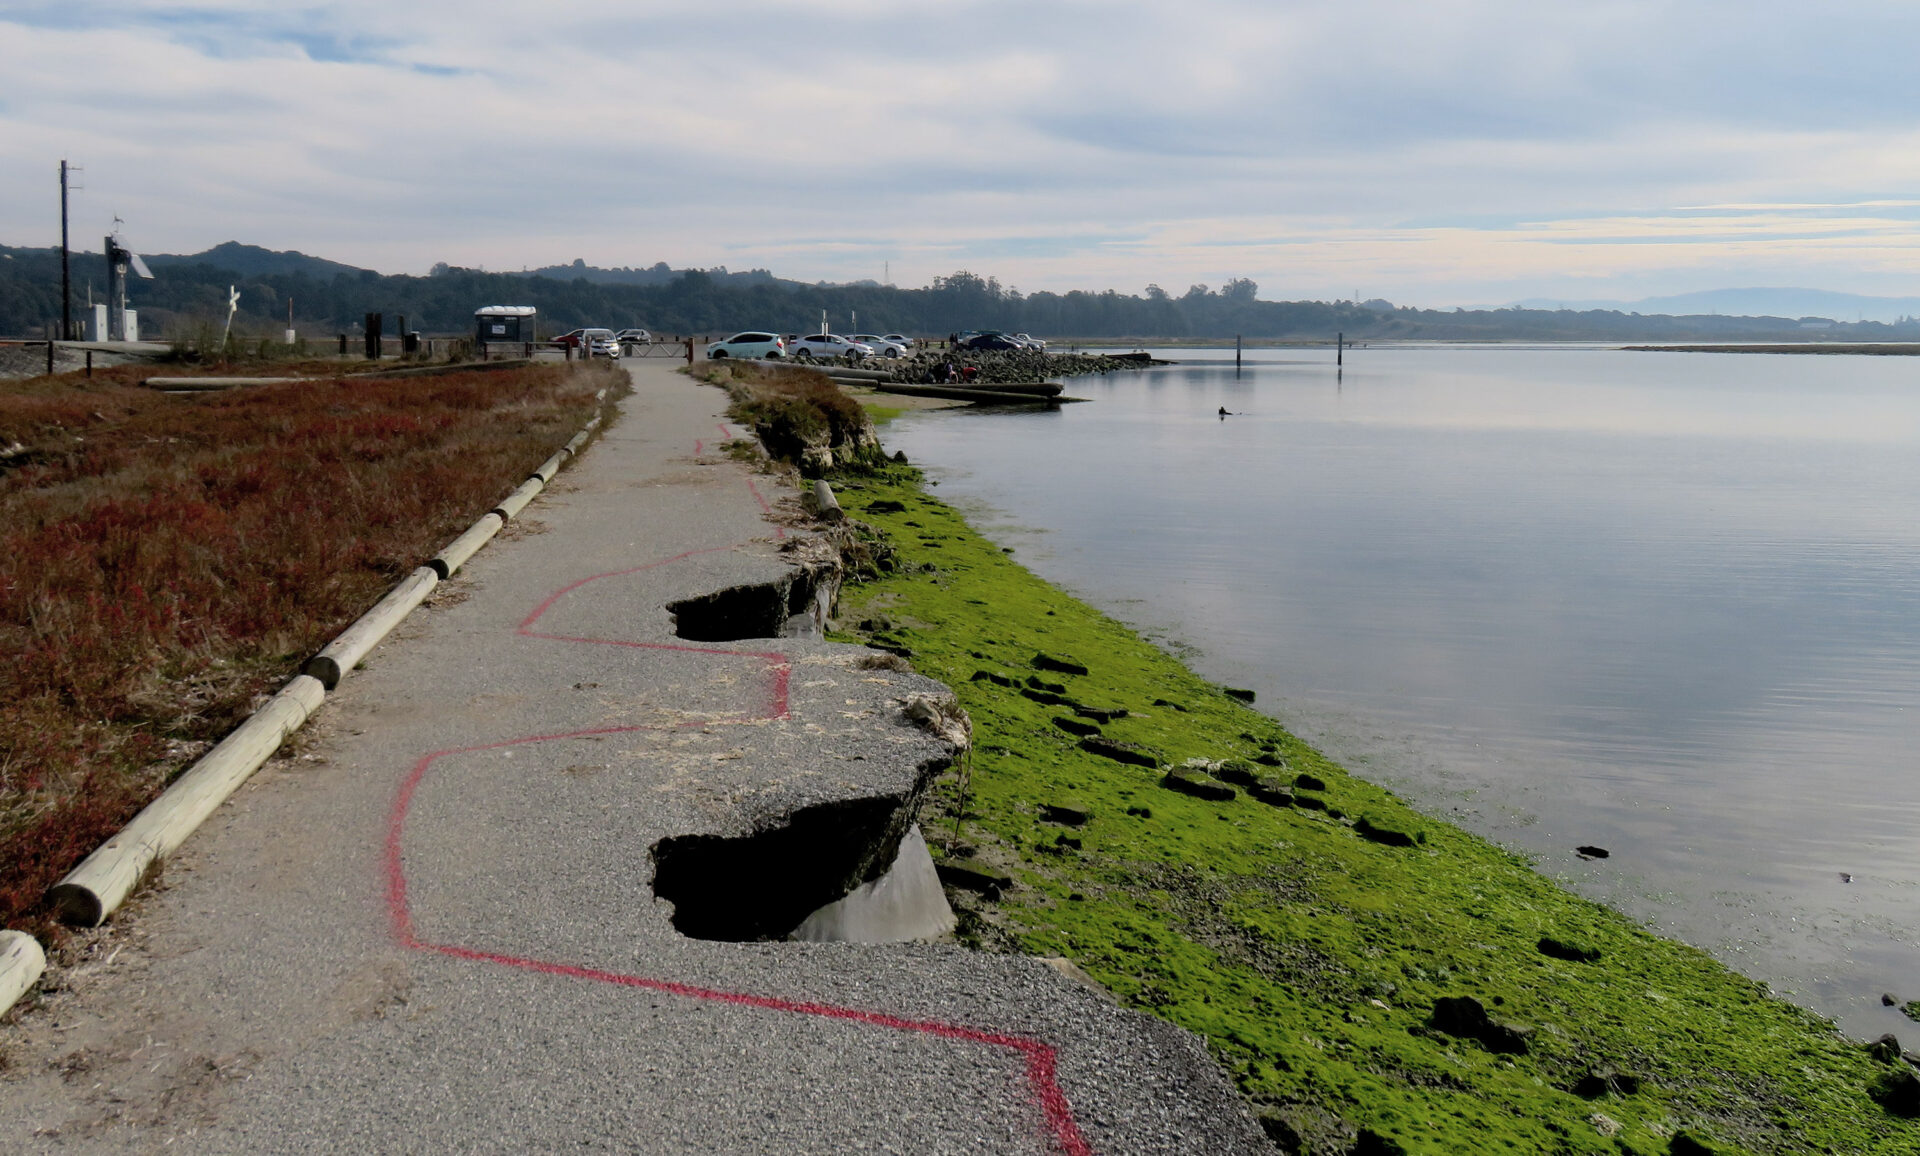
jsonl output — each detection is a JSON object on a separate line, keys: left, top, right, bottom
{"left": 582, "top": 328, "right": 621, "bottom": 358}
{"left": 790, "top": 334, "right": 876, "bottom": 362}
{"left": 848, "top": 334, "right": 908, "bottom": 358}
{"left": 706, "top": 331, "right": 787, "bottom": 359}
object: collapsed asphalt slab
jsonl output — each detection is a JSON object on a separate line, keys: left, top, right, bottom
{"left": 0, "top": 360, "right": 1265, "bottom": 1153}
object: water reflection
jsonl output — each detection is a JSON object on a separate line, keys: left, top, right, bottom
{"left": 893, "top": 345, "right": 1920, "bottom": 1038}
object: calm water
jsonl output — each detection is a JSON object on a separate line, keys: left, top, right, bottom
{"left": 889, "top": 345, "right": 1920, "bottom": 1038}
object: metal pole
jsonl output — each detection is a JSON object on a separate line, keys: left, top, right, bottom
{"left": 1236, "top": 334, "right": 1242, "bottom": 371}
{"left": 105, "top": 236, "right": 122, "bottom": 342}
{"left": 1337, "top": 332, "right": 1343, "bottom": 367}
{"left": 46, "top": 328, "right": 56, "bottom": 376}
{"left": 59, "top": 162, "right": 72, "bottom": 341}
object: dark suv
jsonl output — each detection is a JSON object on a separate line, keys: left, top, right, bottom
{"left": 959, "top": 331, "right": 1024, "bottom": 351}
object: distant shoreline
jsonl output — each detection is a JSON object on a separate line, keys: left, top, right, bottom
{"left": 1625, "top": 342, "right": 1920, "bottom": 355}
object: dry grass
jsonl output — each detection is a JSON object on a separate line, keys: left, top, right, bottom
{"left": 0, "top": 360, "right": 618, "bottom": 935}
{"left": 692, "top": 361, "right": 879, "bottom": 472}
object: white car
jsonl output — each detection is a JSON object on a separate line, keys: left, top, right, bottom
{"left": 706, "top": 331, "right": 786, "bottom": 359}
{"left": 847, "top": 334, "right": 908, "bottom": 358}
{"left": 883, "top": 333, "right": 914, "bottom": 350}
{"left": 582, "top": 328, "right": 620, "bottom": 358}
{"left": 1012, "top": 333, "right": 1046, "bottom": 350}
{"left": 614, "top": 328, "right": 652, "bottom": 347}
{"left": 790, "top": 333, "right": 875, "bottom": 362}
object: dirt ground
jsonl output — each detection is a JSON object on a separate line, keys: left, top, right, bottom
{"left": 0, "top": 345, "right": 150, "bottom": 381}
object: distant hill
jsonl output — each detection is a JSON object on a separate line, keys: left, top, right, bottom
{"left": 143, "top": 242, "right": 372, "bottom": 280}
{"left": 7, "top": 240, "right": 1920, "bottom": 342}
{"left": 504, "top": 259, "right": 794, "bottom": 289}
{"left": 1513, "top": 287, "right": 1920, "bottom": 324}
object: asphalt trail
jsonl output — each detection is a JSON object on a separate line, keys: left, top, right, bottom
{"left": 384, "top": 423, "right": 1092, "bottom": 1155}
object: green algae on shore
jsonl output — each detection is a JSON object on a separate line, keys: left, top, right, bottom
{"left": 825, "top": 462, "right": 1918, "bottom": 1156}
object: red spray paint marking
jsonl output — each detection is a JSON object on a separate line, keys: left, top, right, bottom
{"left": 387, "top": 439, "right": 1092, "bottom": 1155}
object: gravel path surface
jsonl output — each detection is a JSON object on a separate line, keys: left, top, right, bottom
{"left": 0, "top": 362, "right": 1266, "bottom": 1153}
{"left": 0, "top": 342, "right": 156, "bottom": 380}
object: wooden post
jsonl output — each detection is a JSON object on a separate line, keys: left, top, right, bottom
{"left": 1337, "top": 332, "right": 1343, "bottom": 367}
{"left": 45, "top": 329, "right": 55, "bottom": 376}
{"left": 1236, "top": 334, "right": 1242, "bottom": 371}
{"left": 364, "top": 312, "right": 382, "bottom": 360}
{"left": 338, "top": 333, "right": 348, "bottom": 356}
{"left": 85, "top": 349, "right": 92, "bottom": 378}
{"left": 60, "top": 161, "right": 73, "bottom": 340}
{"left": 686, "top": 338, "right": 695, "bottom": 364}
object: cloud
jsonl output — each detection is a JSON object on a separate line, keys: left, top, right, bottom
{"left": 5, "top": 1, "right": 1920, "bottom": 301}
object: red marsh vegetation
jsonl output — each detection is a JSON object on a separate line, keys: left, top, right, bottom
{"left": 0, "top": 361, "right": 617, "bottom": 935}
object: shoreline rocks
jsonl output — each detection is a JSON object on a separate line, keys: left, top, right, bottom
{"left": 885, "top": 348, "right": 1156, "bottom": 385}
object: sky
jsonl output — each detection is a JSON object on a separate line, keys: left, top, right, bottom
{"left": 6, "top": 0, "right": 1920, "bottom": 307}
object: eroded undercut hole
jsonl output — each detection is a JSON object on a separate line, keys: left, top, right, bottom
{"left": 667, "top": 571, "right": 827, "bottom": 641}
{"left": 651, "top": 796, "right": 909, "bottom": 941}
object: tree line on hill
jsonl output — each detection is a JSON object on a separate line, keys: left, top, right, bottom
{"left": 4, "top": 242, "right": 1917, "bottom": 344}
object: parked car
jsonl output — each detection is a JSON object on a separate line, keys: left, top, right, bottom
{"left": 847, "top": 333, "right": 908, "bottom": 358}
{"left": 551, "top": 328, "right": 620, "bottom": 357}
{"left": 882, "top": 333, "right": 914, "bottom": 350}
{"left": 705, "top": 331, "right": 787, "bottom": 359}
{"left": 1012, "top": 333, "right": 1046, "bottom": 350}
{"left": 958, "top": 331, "right": 1023, "bottom": 351}
{"left": 614, "top": 328, "right": 652, "bottom": 347}
{"left": 790, "top": 333, "right": 876, "bottom": 362}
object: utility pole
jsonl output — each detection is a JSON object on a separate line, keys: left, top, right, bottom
{"left": 59, "top": 161, "right": 73, "bottom": 340}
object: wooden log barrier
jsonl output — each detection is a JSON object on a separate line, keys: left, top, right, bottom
{"left": 143, "top": 377, "right": 300, "bottom": 391}
{"left": 565, "top": 410, "right": 604, "bottom": 452}
{"left": 813, "top": 479, "right": 844, "bottom": 521}
{"left": 0, "top": 930, "right": 46, "bottom": 1016}
{"left": 430, "top": 513, "right": 505, "bottom": 580}
{"left": 492, "top": 477, "right": 545, "bottom": 522}
{"left": 50, "top": 675, "right": 329, "bottom": 927}
{"left": 38, "top": 403, "right": 614, "bottom": 931}
{"left": 531, "top": 450, "right": 570, "bottom": 483}
{"left": 302, "top": 566, "right": 441, "bottom": 689}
